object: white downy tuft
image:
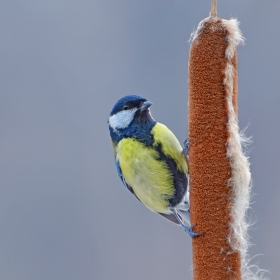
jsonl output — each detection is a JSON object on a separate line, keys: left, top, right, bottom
{"left": 222, "top": 18, "right": 267, "bottom": 280}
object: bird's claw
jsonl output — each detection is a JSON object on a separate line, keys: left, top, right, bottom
{"left": 182, "top": 138, "right": 193, "bottom": 158}
{"left": 182, "top": 224, "right": 202, "bottom": 238}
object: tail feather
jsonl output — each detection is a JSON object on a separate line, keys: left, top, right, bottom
{"left": 158, "top": 213, "right": 180, "bottom": 225}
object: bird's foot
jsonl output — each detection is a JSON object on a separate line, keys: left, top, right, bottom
{"left": 182, "top": 224, "right": 202, "bottom": 238}
{"left": 182, "top": 138, "right": 192, "bottom": 158}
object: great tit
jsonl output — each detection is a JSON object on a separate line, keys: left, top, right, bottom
{"left": 108, "top": 95, "right": 199, "bottom": 237}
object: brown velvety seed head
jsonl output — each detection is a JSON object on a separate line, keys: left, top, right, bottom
{"left": 188, "top": 18, "right": 241, "bottom": 280}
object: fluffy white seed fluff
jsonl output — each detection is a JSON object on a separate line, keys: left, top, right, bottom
{"left": 223, "top": 18, "right": 268, "bottom": 280}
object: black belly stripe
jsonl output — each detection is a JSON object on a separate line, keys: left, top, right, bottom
{"left": 154, "top": 144, "right": 188, "bottom": 207}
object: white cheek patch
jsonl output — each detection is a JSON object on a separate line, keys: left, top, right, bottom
{"left": 109, "top": 108, "right": 138, "bottom": 130}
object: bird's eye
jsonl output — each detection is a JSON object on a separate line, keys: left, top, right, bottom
{"left": 123, "top": 105, "right": 129, "bottom": 110}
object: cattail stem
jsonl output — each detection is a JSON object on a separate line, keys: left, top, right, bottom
{"left": 211, "top": 0, "right": 217, "bottom": 17}
{"left": 188, "top": 16, "right": 249, "bottom": 280}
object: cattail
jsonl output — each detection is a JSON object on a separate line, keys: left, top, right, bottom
{"left": 188, "top": 8, "right": 253, "bottom": 280}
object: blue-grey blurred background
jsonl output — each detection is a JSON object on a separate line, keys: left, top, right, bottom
{"left": 0, "top": 1, "right": 279, "bottom": 279}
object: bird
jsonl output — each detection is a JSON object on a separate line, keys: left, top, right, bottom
{"left": 108, "top": 94, "right": 200, "bottom": 237}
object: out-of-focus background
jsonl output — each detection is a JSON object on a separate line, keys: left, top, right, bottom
{"left": 0, "top": 1, "right": 278, "bottom": 279}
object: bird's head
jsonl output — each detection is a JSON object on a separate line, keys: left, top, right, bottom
{"left": 108, "top": 95, "right": 153, "bottom": 131}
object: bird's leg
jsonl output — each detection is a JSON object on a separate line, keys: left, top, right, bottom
{"left": 171, "top": 209, "right": 202, "bottom": 238}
